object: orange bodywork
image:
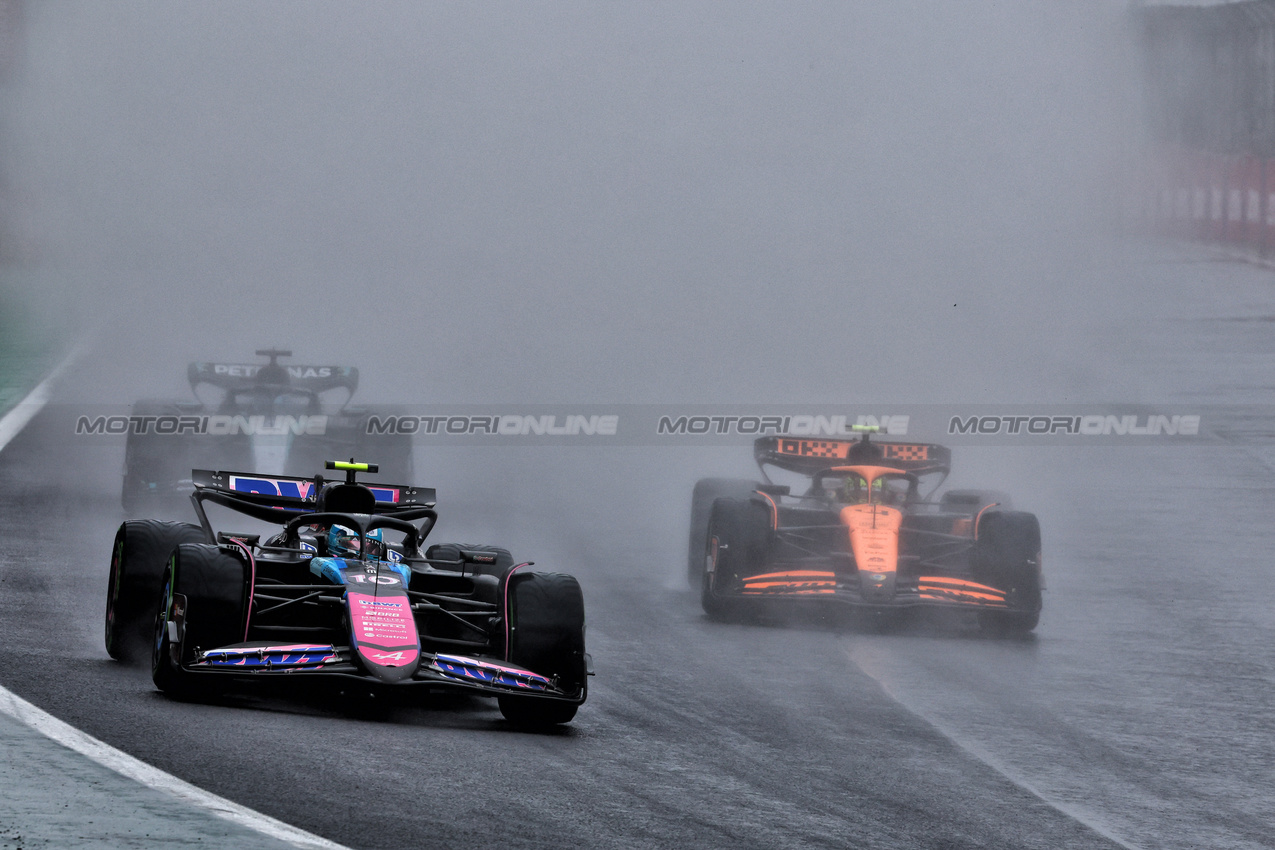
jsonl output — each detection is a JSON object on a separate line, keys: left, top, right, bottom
{"left": 918, "top": 575, "right": 1008, "bottom": 605}
{"left": 832, "top": 465, "right": 909, "bottom": 581}
{"left": 755, "top": 490, "right": 779, "bottom": 530}
{"left": 741, "top": 570, "right": 837, "bottom": 595}
{"left": 840, "top": 503, "right": 903, "bottom": 577}
{"left": 728, "top": 460, "right": 1014, "bottom": 608}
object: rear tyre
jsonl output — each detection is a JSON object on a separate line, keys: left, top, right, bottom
{"left": 701, "top": 498, "right": 773, "bottom": 621}
{"left": 972, "top": 511, "right": 1042, "bottom": 635}
{"left": 121, "top": 401, "right": 191, "bottom": 514}
{"left": 105, "top": 520, "right": 207, "bottom": 663}
{"left": 120, "top": 469, "right": 151, "bottom": 516}
{"left": 152, "top": 543, "right": 250, "bottom": 699}
{"left": 498, "top": 571, "right": 586, "bottom": 727}
{"left": 688, "top": 479, "right": 760, "bottom": 586}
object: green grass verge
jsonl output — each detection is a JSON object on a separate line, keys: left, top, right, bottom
{"left": 0, "top": 281, "right": 63, "bottom": 418}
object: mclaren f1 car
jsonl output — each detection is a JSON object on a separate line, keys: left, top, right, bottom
{"left": 121, "top": 349, "right": 412, "bottom": 513}
{"left": 105, "top": 460, "right": 590, "bottom": 725}
{"left": 687, "top": 428, "right": 1042, "bottom": 633}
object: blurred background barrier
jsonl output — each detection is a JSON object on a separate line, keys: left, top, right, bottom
{"left": 1138, "top": 0, "right": 1275, "bottom": 254}
{"left": 0, "top": 0, "right": 53, "bottom": 421}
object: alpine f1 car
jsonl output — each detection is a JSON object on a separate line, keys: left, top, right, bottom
{"left": 687, "top": 429, "right": 1042, "bottom": 633}
{"left": 105, "top": 460, "right": 590, "bottom": 726}
{"left": 122, "top": 349, "right": 412, "bottom": 513}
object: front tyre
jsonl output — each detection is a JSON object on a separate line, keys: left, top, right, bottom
{"left": 152, "top": 543, "right": 249, "bottom": 699}
{"left": 498, "top": 571, "right": 586, "bottom": 727}
{"left": 701, "top": 498, "right": 773, "bottom": 621}
{"left": 972, "top": 511, "right": 1042, "bottom": 635}
{"left": 688, "top": 479, "right": 761, "bottom": 586}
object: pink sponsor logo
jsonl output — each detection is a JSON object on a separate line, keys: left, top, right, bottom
{"left": 348, "top": 591, "right": 419, "bottom": 668}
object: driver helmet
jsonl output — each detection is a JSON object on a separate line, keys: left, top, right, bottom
{"left": 843, "top": 475, "right": 883, "bottom": 504}
{"left": 328, "top": 525, "right": 384, "bottom": 560}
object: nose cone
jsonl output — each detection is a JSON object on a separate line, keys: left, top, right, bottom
{"left": 343, "top": 563, "right": 421, "bottom": 682}
{"left": 841, "top": 504, "right": 903, "bottom": 602}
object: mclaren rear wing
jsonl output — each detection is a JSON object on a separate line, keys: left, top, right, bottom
{"left": 754, "top": 436, "right": 951, "bottom": 477}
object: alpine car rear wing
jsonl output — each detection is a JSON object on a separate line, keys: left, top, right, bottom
{"left": 190, "top": 468, "right": 437, "bottom": 536}
{"left": 754, "top": 435, "right": 952, "bottom": 477}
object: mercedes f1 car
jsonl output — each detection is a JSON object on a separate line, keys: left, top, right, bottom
{"left": 687, "top": 429, "right": 1042, "bottom": 633}
{"left": 105, "top": 460, "right": 590, "bottom": 726}
{"left": 122, "top": 350, "right": 412, "bottom": 513}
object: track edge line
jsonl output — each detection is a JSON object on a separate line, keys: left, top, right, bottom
{"left": 0, "top": 683, "right": 352, "bottom": 850}
{"left": 0, "top": 345, "right": 351, "bottom": 850}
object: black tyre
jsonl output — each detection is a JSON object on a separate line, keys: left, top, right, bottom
{"left": 972, "top": 511, "right": 1042, "bottom": 635}
{"left": 121, "top": 435, "right": 160, "bottom": 516}
{"left": 701, "top": 498, "right": 774, "bottom": 620}
{"left": 497, "top": 571, "right": 586, "bottom": 727}
{"left": 152, "top": 543, "right": 250, "bottom": 698}
{"left": 105, "top": 520, "right": 208, "bottom": 663}
{"left": 121, "top": 400, "right": 186, "bottom": 514}
{"left": 120, "top": 468, "right": 151, "bottom": 516}
{"left": 688, "top": 478, "right": 760, "bottom": 586}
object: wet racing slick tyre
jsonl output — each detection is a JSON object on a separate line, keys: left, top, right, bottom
{"left": 152, "top": 543, "right": 250, "bottom": 699}
{"left": 498, "top": 571, "right": 587, "bottom": 727}
{"left": 105, "top": 520, "right": 208, "bottom": 663}
{"left": 971, "top": 511, "right": 1042, "bottom": 635}
{"left": 688, "top": 478, "right": 761, "bottom": 586}
{"left": 120, "top": 400, "right": 192, "bottom": 515}
{"left": 701, "top": 497, "right": 774, "bottom": 621}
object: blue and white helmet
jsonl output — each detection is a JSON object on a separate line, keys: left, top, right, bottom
{"left": 328, "top": 525, "right": 383, "bottom": 560}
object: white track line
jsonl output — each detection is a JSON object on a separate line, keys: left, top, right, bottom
{"left": 0, "top": 349, "right": 352, "bottom": 850}
{"left": 0, "top": 345, "right": 72, "bottom": 448}
{"left": 0, "top": 687, "right": 351, "bottom": 850}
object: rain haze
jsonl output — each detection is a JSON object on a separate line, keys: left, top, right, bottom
{"left": 1, "top": 3, "right": 1273, "bottom": 850}
{"left": 4, "top": 1, "right": 1135, "bottom": 403}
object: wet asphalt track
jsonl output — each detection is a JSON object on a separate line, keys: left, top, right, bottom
{"left": 0, "top": 246, "right": 1273, "bottom": 850}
